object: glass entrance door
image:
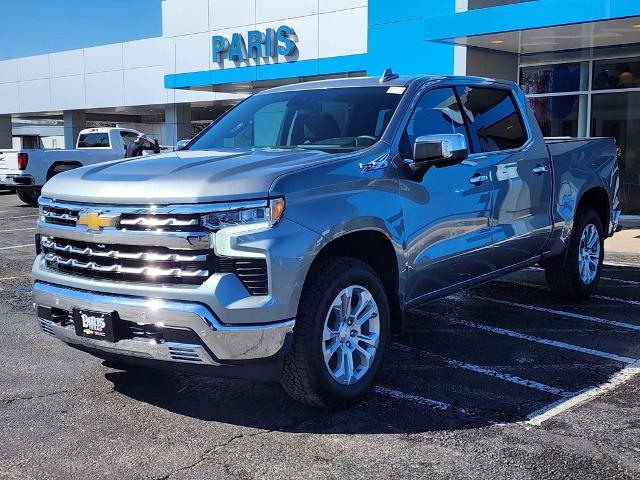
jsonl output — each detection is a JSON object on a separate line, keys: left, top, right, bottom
{"left": 592, "top": 91, "right": 640, "bottom": 214}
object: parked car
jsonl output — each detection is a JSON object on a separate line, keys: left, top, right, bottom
{"left": 32, "top": 74, "right": 620, "bottom": 408}
{"left": 0, "top": 127, "right": 158, "bottom": 205}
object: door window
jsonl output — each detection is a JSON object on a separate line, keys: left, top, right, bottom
{"left": 120, "top": 131, "right": 139, "bottom": 147}
{"left": 399, "top": 88, "right": 469, "bottom": 158}
{"left": 458, "top": 87, "right": 527, "bottom": 152}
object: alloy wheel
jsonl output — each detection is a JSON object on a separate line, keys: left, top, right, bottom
{"left": 322, "top": 285, "right": 380, "bottom": 385}
{"left": 578, "top": 223, "right": 601, "bottom": 284}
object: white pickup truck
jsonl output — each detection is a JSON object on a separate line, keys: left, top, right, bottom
{"left": 0, "top": 127, "right": 158, "bottom": 205}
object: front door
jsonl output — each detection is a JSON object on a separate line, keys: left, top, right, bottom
{"left": 398, "top": 87, "right": 496, "bottom": 304}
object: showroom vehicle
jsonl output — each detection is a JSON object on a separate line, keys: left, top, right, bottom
{"left": 0, "top": 127, "right": 159, "bottom": 206}
{"left": 32, "top": 73, "right": 620, "bottom": 408}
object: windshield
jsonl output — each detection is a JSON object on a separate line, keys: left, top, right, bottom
{"left": 188, "top": 86, "right": 404, "bottom": 153}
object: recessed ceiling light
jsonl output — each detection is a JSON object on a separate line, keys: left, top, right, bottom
{"left": 490, "top": 40, "right": 505, "bottom": 44}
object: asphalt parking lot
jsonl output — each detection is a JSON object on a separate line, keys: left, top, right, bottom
{"left": 1, "top": 190, "right": 639, "bottom": 480}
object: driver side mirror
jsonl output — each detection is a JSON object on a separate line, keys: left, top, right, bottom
{"left": 405, "top": 133, "right": 469, "bottom": 178}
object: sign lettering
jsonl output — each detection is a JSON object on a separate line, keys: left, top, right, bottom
{"left": 212, "top": 25, "right": 297, "bottom": 63}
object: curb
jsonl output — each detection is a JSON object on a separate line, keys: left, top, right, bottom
{"left": 620, "top": 216, "right": 640, "bottom": 229}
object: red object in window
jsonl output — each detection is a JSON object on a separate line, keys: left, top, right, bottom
{"left": 17, "top": 153, "right": 28, "bottom": 170}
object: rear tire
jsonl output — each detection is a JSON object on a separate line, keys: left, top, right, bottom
{"left": 544, "top": 207, "right": 604, "bottom": 299}
{"left": 280, "top": 257, "right": 390, "bottom": 408}
{"left": 16, "top": 188, "right": 41, "bottom": 207}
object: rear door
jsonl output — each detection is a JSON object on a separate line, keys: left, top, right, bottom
{"left": 457, "top": 85, "right": 553, "bottom": 268}
{"left": 398, "top": 87, "right": 496, "bottom": 302}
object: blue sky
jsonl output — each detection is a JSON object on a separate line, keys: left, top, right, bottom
{"left": 0, "top": 0, "right": 162, "bottom": 60}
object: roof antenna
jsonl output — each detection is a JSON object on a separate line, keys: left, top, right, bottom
{"left": 379, "top": 68, "right": 399, "bottom": 83}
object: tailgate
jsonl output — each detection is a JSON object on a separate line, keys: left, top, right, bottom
{"left": 0, "top": 150, "right": 19, "bottom": 172}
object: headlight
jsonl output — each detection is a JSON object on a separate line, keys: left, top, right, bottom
{"left": 203, "top": 198, "right": 285, "bottom": 259}
{"left": 201, "top": 198, "right": 285, "bottom": 230}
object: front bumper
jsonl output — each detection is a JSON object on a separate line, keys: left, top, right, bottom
{"left": 33, "top": 282, "right": 294, "bottom": 368}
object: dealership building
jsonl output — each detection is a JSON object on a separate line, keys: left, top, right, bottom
{"left": 1, "top": 0, "right": 640, "bottom": 212}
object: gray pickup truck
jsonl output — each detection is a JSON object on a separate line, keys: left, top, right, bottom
{"left": 32, "top": 73, "right": 621, "bottom": 408}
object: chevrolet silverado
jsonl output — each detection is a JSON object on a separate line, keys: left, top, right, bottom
{"left": 32, "top": 73, "right": 620, "bottom": 407}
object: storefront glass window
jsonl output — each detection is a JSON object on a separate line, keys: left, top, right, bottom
{"left": 591, "top": 92, "right": 640, "bottom": 214}
{"left": 527, "top": 95, "right": 583, "bottom": 137}
{"left": 521, "top": 55, "right": 640, "bottom": 213}
{"left": 520, "top": 63, "right": 586, "bottom": 94}
{"left": 593, "top": 58, "right": 640, "bottom": 90}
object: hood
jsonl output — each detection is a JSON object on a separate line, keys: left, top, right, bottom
{"left": 42, "top": 148, "right": 343, "bottom": 204}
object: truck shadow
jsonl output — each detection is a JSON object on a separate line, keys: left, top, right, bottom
{"left": 103, "top": 263, "right": 640, "bottom": 434}
{"left": 103, "top": 366, "right": 496, "bottom": 434}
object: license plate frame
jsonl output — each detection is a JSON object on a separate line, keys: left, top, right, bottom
{"left": 73, "top": 308, "right": 117, "bottom": 343}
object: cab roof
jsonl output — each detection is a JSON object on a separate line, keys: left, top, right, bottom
{"left": 259, "top": 74, "right": 519, "bottom": 95}
{"left": 260, "top": 75, "right": 427, "bottom": 94}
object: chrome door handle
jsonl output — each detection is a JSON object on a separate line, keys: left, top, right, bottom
{"left": 532, "top": 164, "right": 549, "bottom": 175}
{"left": 469, "top": 174, "right": 489, "bottom": 185}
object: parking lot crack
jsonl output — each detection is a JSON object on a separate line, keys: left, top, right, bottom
{"left": 0, "top": 388, "right": 77, "bottom": 406}
{"left": 153, "top": 429, "right": 272, "bottom": 480}
{"left": 153, "top": 415, "right": 323, "bottom": 480}
{"left": 0, "top": 387, "right": 114, "bottom": 408}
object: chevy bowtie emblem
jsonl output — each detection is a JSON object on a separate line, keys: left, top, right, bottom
{"left": 77, "top": 212, "right": 118, "bottom": 231}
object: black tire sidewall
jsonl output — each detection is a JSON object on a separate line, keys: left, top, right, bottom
{"left": 300, "top": 261, "right": 390, "bottom": 406}
{"left": 16, "top": 188, "right": 41, "bottom": 206}
{"left": 567, "top": 208, "right": 604, "bottom": 295}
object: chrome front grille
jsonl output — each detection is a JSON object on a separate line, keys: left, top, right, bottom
{"left": 42, "top": 238, "right": 207, "bottom": 263}
{"left": 40, "top": 201, "right": 206, "bottom": 233}
{"left": 40, "top": 236, "right": 268, "bottom": 292}
{"left": 41, "top": 204, "right": 79, "bottom": 226}
{"left": 37, "top": 198, "right": 269, "bottom": 294}
{"left": 42, "top": 237, "right": 214, "bottom": 285}
{"left": 40, "top": 237, "right": 216, "bottom": 285}
{"left": 119, "top": 215, "right": 200, "bottom": 231}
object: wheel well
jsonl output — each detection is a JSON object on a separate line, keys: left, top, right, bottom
{"left": 47, "top": 161, "right": 82, "bottom": 180}
{"left": 578, "top": 187, "right": 610, "bottom": 231}
{"left": 310, "top": 230, "right": 404, "bottom": 334}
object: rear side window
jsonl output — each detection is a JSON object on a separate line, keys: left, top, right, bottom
{"left": 458, "top": 87, "right": 527, "bottom": 152}
{"left": 78, "top": 132, "right": 110, "bottom": 148}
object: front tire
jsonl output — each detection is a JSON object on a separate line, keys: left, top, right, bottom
{"left": 280, "top": 257, "right": 390, "bottom": 408}
{"left": 544, "top": 207, "right": 604, "bottom": 299}
{"left": 16, "top": 188, "right": 41, "bottom": 207}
